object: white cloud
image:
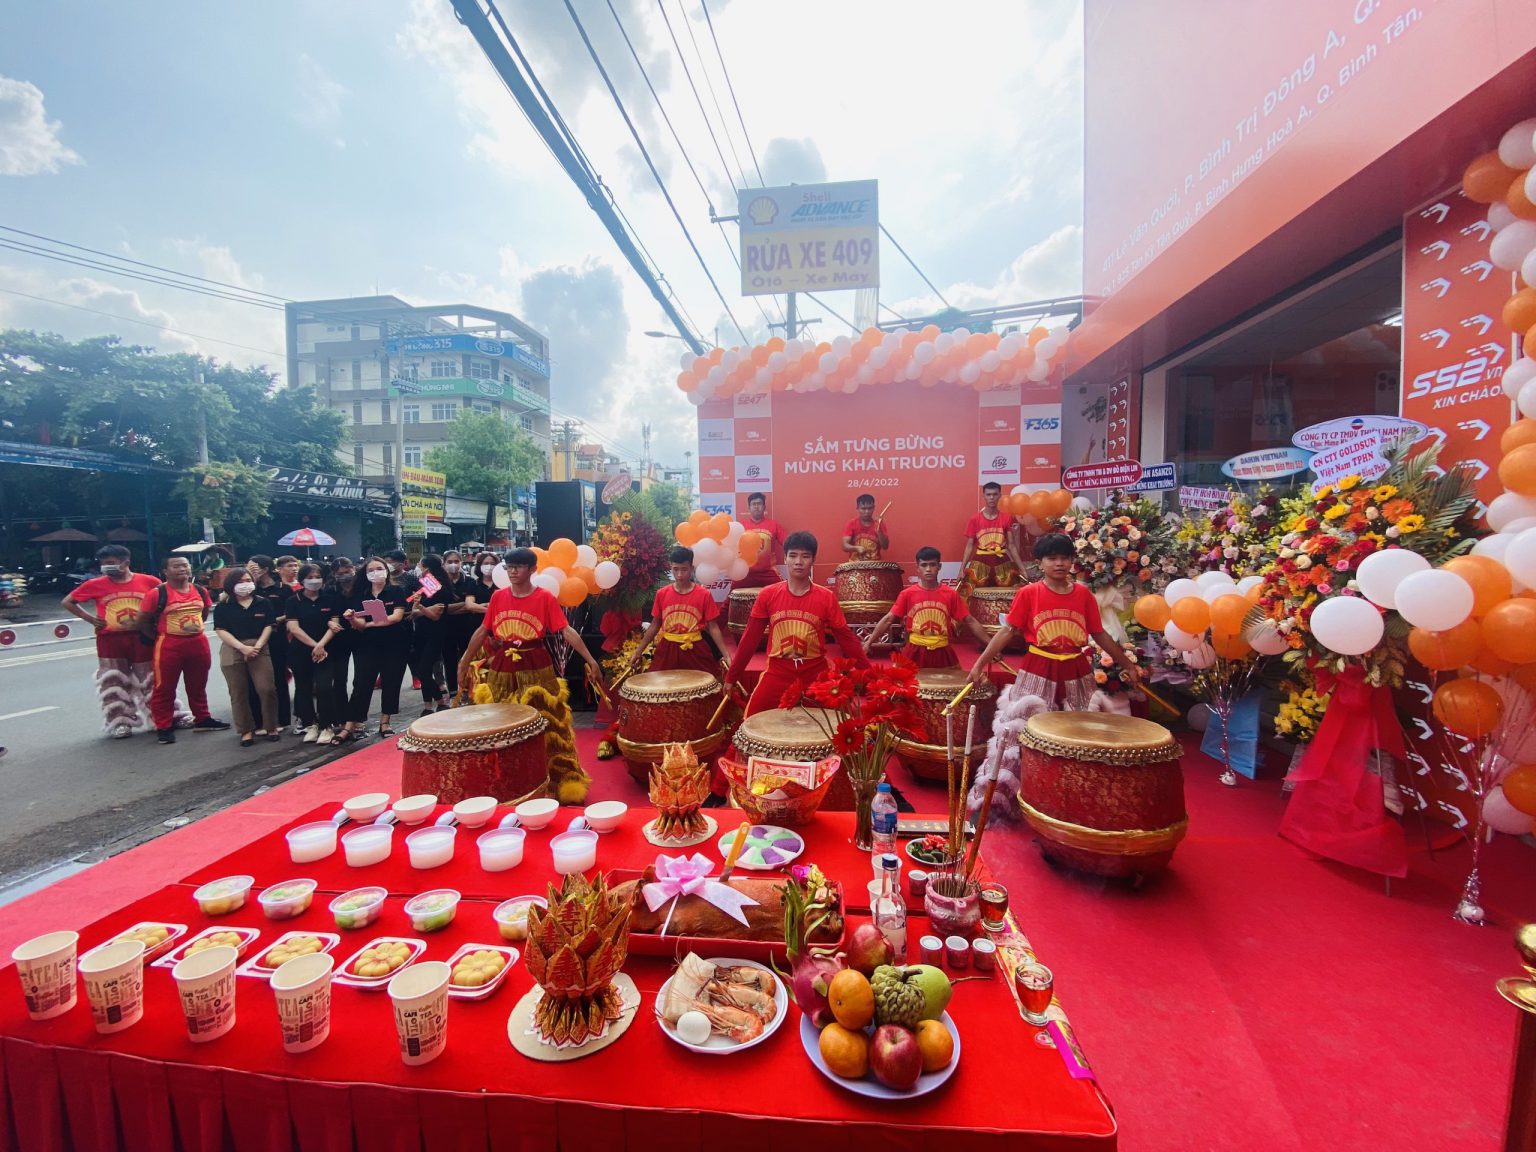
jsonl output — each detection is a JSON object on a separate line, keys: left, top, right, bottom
{"left": 0, "top": 76, "right": 82, "bottom": 176}
{"left": 759, "top": 137, "right": 825, "bottom": 186}
{"left": 0, "top": 265, "right": 196, "bottom": 352}
{"left": 295, "top": 54, "right": 350, "bottom": 148}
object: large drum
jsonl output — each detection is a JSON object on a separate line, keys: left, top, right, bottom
{"left": 893, "top": 668, "right": 999, "bottom": 782}
{"left": 835, "top": 561, "right": 904, "bottom": 626}
{"left": 1017, "top": 711, "right": 1187, "bottom": 879}
{"left": 968, "top": 586, "right": 1026, "bottom": 651}
{"left": 727, "top": 588, "right": 761, "bottom": 637}
{"left": 399, "top": 703, "right": 548, "bottom": 804}
{"left": 617, "top": 669, "right": 728, "bottom": 785}
{"left": 732, "top": 707, "right": 855, "bottom": 811}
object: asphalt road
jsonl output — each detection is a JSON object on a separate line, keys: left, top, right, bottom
{"left": 0, "top": 621, "right": 409, "bottom": 898}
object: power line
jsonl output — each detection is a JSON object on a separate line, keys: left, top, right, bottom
{"left": 656, "top": 0, "right": 737, "bottom": 195}
{"left": 0, "top": 238, "right": 284, "bottom": 311}
{"left": 561, "top": 0, "right": 748, "bottom": 344}
{"left": 803, "top": 291, "right": 858, "bottom": 333}
{"left": 0, "top": 286, "right": 286, "bottom": 357}
{"left": 699, "top": 0, "right": 763, "bottom": 186}
{"left": 676, "top": 0, "right": 748, "bottom": 190}
{"left": 880, "top": 223, "right": 952, "bottom": 309}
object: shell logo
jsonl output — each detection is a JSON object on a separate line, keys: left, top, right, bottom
{"left": 746, "top": 196, "right": 778, "bottom": 226}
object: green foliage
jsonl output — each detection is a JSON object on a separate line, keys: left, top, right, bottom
{"left": 171, "top": 462, "right": 272, "bottom": 532}
{"left": 609, "top": 484, "right": 687, "bottom": 539}
{"left": 425, "top": 411, "right": 545, "bottom": 534}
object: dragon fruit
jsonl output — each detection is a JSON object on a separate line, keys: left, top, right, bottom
{"left": 778, "top": 863, "right": 845, "bottom": 1029}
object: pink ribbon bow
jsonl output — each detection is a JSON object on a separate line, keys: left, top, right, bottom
{"left": 642, "top": 853, "right": 759, "bottom": 931}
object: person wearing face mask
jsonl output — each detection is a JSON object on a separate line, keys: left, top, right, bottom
{"left": 286, "top": 562, "right": 343, "bottom": 743}
{"left": 383, "top": 547, "right": 422, "bottom": 689}
{"left": 408, "top": 553, "right": 454, "bottom": 715}
{"left": 338, "top": 556, "right": 410, "bottom": 741}
{"left": 325, "top": 558, "right": 358, "bottom": 727}
{"left": 64, "top": 545, "right": 192, "bottom": 737}
{"left": 438, "top": 550, "right": 476, "bottom": 705}
{"left": 213, "top": 574, "right": 279, "bottom": 747}
{"left": 244, "top": 556, "right": 295, "bottom": 735}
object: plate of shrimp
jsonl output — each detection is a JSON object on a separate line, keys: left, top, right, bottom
{"left": 655, "top": 953, "right": 787, "bottom": 1054}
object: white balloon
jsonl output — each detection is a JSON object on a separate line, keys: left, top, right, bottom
{"left": 694, "top": 562, "right": 720, "bottom": 586}
{"left": 818, "top": 352, "right": 837, "bottom": 373}
{"left": 1498, "top": 118, "right": 1536, "bottom": 169}
{"left": 542, "top": 566, "right": 567, "bottom": 587}
{"left": 1164, "top": 621, "right": 1201, "bottom": 651}
{"left": 725, "top": 520, "right": 744, "bottom": 542}
{"left": 913, "top": 342, "right": 936, "bottom": 365}
{"left": 1528, "top": 165, "right": 1536, "bottom": 209}
{"left": 1489, "top": 221, "right": 1536, "bottom": 270}
{"left": 680, "top": 352, "right": 697, "bottom": 372}
{"left": 1070, "top": 497, "right": 1093, "bottom": 512}
{"left": 1195, "top": 571, "right": 1235, "bottom": 589}
{"left": 980, "top": 350, "right": 1000, "bottom": 372}
{"left": 1503, "top": 357, "right": 1536, "bottom": 400}
{"left": 868, "top": 345, "right": 890, "bottom": 368}
{"left": 1164, "top": 578, "right": 1201, "bottom": 606}
{"left": 687, "top": 391, "right": 706, "bottom": 406}
{"left": 831, "top": 335, "right": 851, "bottom": 355}
{"left": 767, "top": 351, "right": 787, "bottom": 372}
{"left": 1474, "top": 532, "right": 1514, "bottom": 560}
{"left": 1011, "top": 484, "right": 1030, "bottom": 496}
{"left": 1036, "top": 338, "right": 1059, "bottom": 360}
{"left": 1484, "top": 786, "right": 1536, "bottom": 836}
{"left": 754, "top": 367, "right": 772, "bottom": 389}
{"left": 1248, "top": 620, "right": 1290, "bottom": 656}
{"left": 1026, "top": 360, "right": 1050, "bottom": 381}
{"left": 1504, "top": 516, "right": 1536, "bottom": 534}
{"left": 1505, "top": 526, "right": 1536, "bottom": 588}
{"left": 706, "top": 365, "right": 725, "bottom": 387}
{"left": 998, "top": 335, "right": 1022, "bottom": 360}
{"left": 1393, "top": 569, "right": 1474, "bottom": 631}
{"left": 1309, "top": 595, "right": 1385, "bottom": 656}
{"left": 1490, "top": 201, "right": 1519, "bottom": 232}
{"left": 960, "top": 363, "right": 981, "bottom": 384}
{"left": 691, "top": 537, "right": 718, "bottom": 565}
{"left": 532, "top": 572, "right": 560, "bottom": 596}
{"left": 1354, "top": 548, "right": 1430, "bottom": 609}
{"left": 594, "top": 560, "right": 621, "bottom": 590}
{"left": 1182, "top": 643, "right": 1217, "bottom": 670}
{"left": 1237, "top": 575, "right": 1265, "bottom": 595}
{"left": 728, "top": 558, "right": 748, "bottom": 582}
{"left": 1522, "top": 247, "right": 1536, "bottom": 297}
{"left": 722, "top": 350, "right": 741, "bottom": 371}
{"left": 934, "top": 332, "right": 955, "bottom": 354}
{"left": 784, "top": 339, "right": 804, "bottom": 358}
{"left": 952, "top": 327, "right": 971, "bottom": 342}
{"left": 575, "top": 544, "right": 597, "bottom": 569}
{"left": 491, "top": 561, "right": 510, "bottom": 588}
{"left": 1203, "top": 583, "right": 1238, "bottom": 604}
{"left": 1488, "top": 491, "right": 1536, "bottom": 531}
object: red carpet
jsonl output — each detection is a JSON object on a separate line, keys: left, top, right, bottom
{"left": 4, "top": 720, "right": 1530, "bottom": 1150}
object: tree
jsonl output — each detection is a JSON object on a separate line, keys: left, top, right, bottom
{"left": 171, "top": 462, "right": 272, "bottom": 536}
{"left": 426, "top": 411, "right": 545, "bottom": 539}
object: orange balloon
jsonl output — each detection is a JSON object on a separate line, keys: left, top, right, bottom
{"left": 1133, "top": 595, "right": 1170, "bottom": 630}
{"left": 1502, "top": 419, "right": 1536, "bottom": 455}
{"left": 557, "top": 576, "right": 589, "bottom": 608}
{"left": 572, "top": 564, "right": 598, "bottom": 592}
{"left": 1510, "top": 174, "right": 1536, "bottom": 221}
{"left": 1050, "top": 489, "right": 1074, "bottom": 517}
{"left": 1027, "top": 326, "right": 1048, "bottom": 347}
{"left": 1432, "top": 677, "right": 1502, "bottom": 737}
{"left": 1504, "top": 764, "right": 1536, "bottom": 816}
{"left": 547, "top": 537, "right": 579, "bottom": 571}
{"left": 1170, "top": 597, "right": 1211, "bottom": 634}
{"left": 1443, "top": 555, "right": 1514, "bottom": 617}
{"left": 861, "top": 327, "right": 883, "bottom": 347}
{"left": 1210, "top": 593, "right": 1250, "bottom": 635}
{"left": 1211, "top": 630, "right": 1251, "bottom": 661}
{"left": 533, "top": 547, "right": 550, "bottom": 571}
{"left": 1514, "top": 663, "right": 1536, "bottom": 695}
{"left": 1500, "top": 443, "right": 1536, "bottom": 495}
{"left": 1245, "top": 581, "right": 1266, "bottom": 604}
{"left": 675, "top": 521, "right": 701, "bottom": 547}
{"left": 1463, "top": 150, "right": 1522, "bottom": 203}
{"left": 1524, "top": 325, "right": 1536, "bottom": 362}
{"left": 1028, "top": 491, "right": 1052, "bottom": 519}
{"left": 1504, "top": 288, "right": 1536, "bottom": 334}
{"left": 1481, "top": 598, "right": 1536, "bottom": 663}
{"left": 738, "top": 533, "right": 761, "bottom": 563}
{"left": 1471, "top": 647, "right": 1518, "bottom": 676}
{"left": 688, "top": 509, "right": 710, "bottom": 526}
{"left": 1408, "top": 620, "right": 1483, "bottom": 671}
{"left": 704, "top": 512, "right": 730, "bottom": 541}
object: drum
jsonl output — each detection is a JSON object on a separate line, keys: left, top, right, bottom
{"left": 732, "top": 707, "right": 855, "bottom": 811}
{"left": 1016, "top": 711, "right": 1187, "bottom": 879}
{"left": 617, "top": 669, "right": 728, "bottom": 786}
{"left": 968, "top": 587, "right": 1026, "bottom": 651}
{"left": 727, "top": 588, "right": 761, "bottom": 637}
{"left": 893, "top": 668, "right": 999, "bottom": 781}
{"left": 835, "top": 561, "right": 904, "bottom": 626}
{"left": 399, "top": 703, "right": 548, "bottom": 805}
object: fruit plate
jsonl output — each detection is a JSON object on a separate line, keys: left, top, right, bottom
{"left": 654, "top": 956, "right": 787, "bottom": 1054}
{"left": 445, "top": 943, "right": 519, "bottom": 1001}
{"left": 237, "top": 932, "right": 342, "bottom": 980}
{"left": 151, "top": 926, "right": 261, "bottom": 969}
{"left": 905, "top": 837, "right": 957, "bottom": 868}
{"left": 90, "top": 922, "right": 188, "bottom": 963}
{"left": 799, "top": 1012, "right": 961, "bottom": 1099}
{"left": 715, "top": 825, "right": 805, "bottom": 871}
{"left": 332, "top": 936, "right": 427, "bottom": 989}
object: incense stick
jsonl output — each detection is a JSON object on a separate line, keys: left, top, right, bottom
{"left": 964, "top": 739, "right": 1005, "bottom": 881}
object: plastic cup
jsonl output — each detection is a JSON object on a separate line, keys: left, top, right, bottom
{"left": 550, "top": 829, "right": 598, "bottom": 875}
{"left": 270, "top": 952, "right": 334, "bottom": 1054}
{"left": 971, "top": 936, "right": 997, "bottom": 973}
{"left": 477, "top": 827, "right": 526, "bottom": 872}
{"left": 388, "top": 960, "right": 451, "bottom": 1066}
{"left": 406, "top": 826, "right": 457, "bottom": 869}
{"left": 918, "top": 934, "right": 945, "bottom": 966}
{"left": 944, "top": 935, "right": 971, "bottom": 970}
{"left": 11, "top": 930, "right": 79, "bottom": 1021}
{"left": 342, "top": 824, "right": 394, "bottom": 867}
{"left": 172, "top": 944, "right": 239, "bottom": 1042}
{"left": 78, "top": 939, "right": 146, "bottom": 1034}
{"left": 286, "top": 822, "right": 338, "bottom": 864}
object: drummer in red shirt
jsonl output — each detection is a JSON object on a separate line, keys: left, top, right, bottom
{"left": 967, "top": 533, "right": 1139, "bottom": 709}
{"left": 628, "top": 547, "right": 732, "bottom": 676}
{"left": 725, "top": 531, "right": 869, "bottom": 716}
{"left": 732, "top": 492, "right": 786, "bottom": 588}
{"left": 840, "top": 494, "right": 889, "bottom": 560}
{"left": 864, "top": 546, "right": 992, "bottom": 668}
{"left": 960, "top": 482, "right": 1029, "bottom": 590}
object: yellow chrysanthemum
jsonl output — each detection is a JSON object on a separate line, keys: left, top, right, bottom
{"left": 1323, "top": 504, "right": 1349, "bottom": 520}
{"left": 1371, "top": 484, "right": 1398, "bottom": 503}
{"left": 1314, "top": 485, "right": 1333, "bottom": 500}
{"left": 1396, "top": 514, "right": 1425, "bottom": 533}
{"left": 1337, "top": 475, "right": 1361, "bottom": 491}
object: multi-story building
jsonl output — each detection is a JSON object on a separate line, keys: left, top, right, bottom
{"left": 283, "top": 295, "right": 553, "bottom": 480}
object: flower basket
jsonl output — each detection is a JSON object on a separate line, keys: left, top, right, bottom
{"left": 717, "top": 755, "right": 842, "bottom": 826}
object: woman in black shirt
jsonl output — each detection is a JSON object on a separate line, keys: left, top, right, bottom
{"left": 409, "top": 553, "right": 455, "bottom": 714}
{"left": 245, "top": 554, "right": 294, "bottom": 732}
{"left": 439, "top": 549, "right": 478, "bottom": 704}
{"left": 340, "top": 556, "right": 409, "bottom": 740}
{"left": 213, "top": 576, "right": 278, "bottom": 747}
{"left": 286, "top": 562, "right": 343, "bottom": 744}
{"left": 326, "top": 557, "right": 357, "bottom": 724}
{"left": 458, "top": 551, "right": 500, "bottom": 700}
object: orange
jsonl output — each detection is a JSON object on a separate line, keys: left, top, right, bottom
{"left": 914, "top": 1019, "right": 955, "bottom": 1072}
{"left": 818, "top": 1022, "right": 870, "bottom": 1078}
{"left": 828, "top": 969, "right": 875, "bottom": 1030}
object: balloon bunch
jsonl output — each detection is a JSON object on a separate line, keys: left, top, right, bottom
{"left": 494, "top": 537, "right": 622, "bottom": 608}
{"left": 1462, "top": 118, "right": 1536, "bottom": 430}
{"left": 673, "top": 509, "right": 752, "bottom": 586}
{"left": 997, "top": 485, "right": 1074, "bottom": 525}
{"left": 1133, "top": 571, "right": 1278, "bottom": 668}
{"left": 673, "top": 323, "right": 1071, "bottom": 403}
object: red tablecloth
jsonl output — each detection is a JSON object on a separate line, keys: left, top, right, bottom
{"left": 1, "top": 808, "right": 1116, "bottom": 1152}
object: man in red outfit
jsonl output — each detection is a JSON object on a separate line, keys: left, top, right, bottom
{"left": 732, "top": 492, "right": 786, "bottom": 589}
{"left": 138, "top": 556, "right": 229, "bottom": 743}
{"left": 725, "top": 531, "right": 869, "bottom": 716}
{"left": 865, "top": 546, "right": 992, "bottom": 667}
{"left": 628, "top": 547, "right": 732, "bottom": 676}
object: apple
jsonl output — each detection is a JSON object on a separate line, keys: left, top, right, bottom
{"left": 908, "top": 964, "right": 953, "bottom": 1020}
{"left": 869, "top": 1024, "right": 923, "bottom": 1091}
{"left": 845, "top": 923, "right": 895, "bottom": 976}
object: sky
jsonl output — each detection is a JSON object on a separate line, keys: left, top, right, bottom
{"left": 0, "top": 0, "right": 1082, "bottom": 473}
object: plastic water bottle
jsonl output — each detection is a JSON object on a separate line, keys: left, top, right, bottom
{"left": 874, "top": 853, "right": 907, "bottom": 962}
{"left": 871, "top": 781, "right": 899, "bottom": 860}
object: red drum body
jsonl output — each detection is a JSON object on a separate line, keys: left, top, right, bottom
{"left": 399, "top": 703, "right": 548, "bottom": 804}
{"left": 968, "top": 587, "right": 1026, "bottom": 651}
{"left": 727, "top": 588, "right": 761, "bottom": 638}
{"left": 834, "top": 561, "right": 904, "bottom": 627}
{"left": 732, "top": 707, "right": 856, "bottom": 812}
{"left": 617, "top": 670, "right": 727, "bottom": 785}
{"left": 893, "top": 668, "right": 999, "bottom": 782}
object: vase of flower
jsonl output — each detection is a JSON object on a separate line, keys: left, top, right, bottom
{"left": 850, "top": 776, "right": 878, "bottom": 851}
{"left": 923, "top": 871, "right": 981, "bottom": 936}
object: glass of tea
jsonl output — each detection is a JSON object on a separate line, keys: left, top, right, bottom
{"left": 1016, "top": 963, "right": 1053, "bottom": 1026}
{"left": 979, "top": 883, "right": 1009, "bottom": 931}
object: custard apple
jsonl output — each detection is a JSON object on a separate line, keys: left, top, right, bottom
{"left": 871, "top": 964, "right": 926, "bottom": 1029}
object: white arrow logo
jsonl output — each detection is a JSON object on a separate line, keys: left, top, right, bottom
{"left": 1421, "top": 277, "right": 1452, "bottom": 297}
{"left": 1421, "top": 202, "right": 1451, "bottom": 222}
{"left": 1412, "top": 718, "right": 1435, "bottom": 742}
{"left": 1461, "top": 220, "right": 1493, "bottom": 240}
{"left": 1461, "top": 260, "right": 1494, "bottom": 281}
{"left": 1426, "top": 464, "right": 1447, "bottom": 478}
{"left": 1420, "top": 239, "right": 1452, "bottom": 260}
{"left": 1434, "top": 800, "right": 1469, "bottom": 830}
{"left": 1408, "top": 680, "right": 1433, "bottom": 704}
{"left": 1482, "top": 342, "right": 1507, "bottom": 364}
{"left": 1461, "top": 459, "right": 1490, "bottom": 480}
{"left": 1420, "top": 427, "right": 1448, "bottom": 450}
{"left": 1406, "top": 750, "right": 1431, "bottom": 775}
{"left": 1457, "top": 418, "right": 1491, "bottom": 440}
{"left": 1460, "top": 314, "right": 1494, "bottom": 334}
{"left": 1474, "top": 499, "right": 1488, "bottom": 518}
{"left": 1419, "top": 328, "right": 1451, "bottom": 348}
{"left": 1443, "top": 763, "right": 1471, "bottom": 792}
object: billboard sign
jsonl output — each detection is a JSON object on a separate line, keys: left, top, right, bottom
{"left": 1221, "top": 446, "right": 1311, "bottom": 481}
{"left": 1127, "top": 462, "right": 1178, "bottom": 492}
{"left": 1063, "top": 459, "right": 1143, "bottom": 492}
{"left": 1293, "top": 415, "right": 1427, "bottom": 453}
{"left": 737, "top": 180, "right": 878, "bottom": 296}
{"left": 388, "top": 334, "right": 550, "bottom": 379}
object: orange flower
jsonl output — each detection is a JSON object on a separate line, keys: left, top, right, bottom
{"left": 1382, "top": 499, "right": 1413, "bottom": 520}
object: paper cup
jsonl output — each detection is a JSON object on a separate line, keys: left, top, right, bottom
{"left": 11, "top": 930, "right": 79, "bottom": 1021}
{"left": 172, "top": 944, "right": 238, "bottom": 1043}
{"left": 78, "top": 939, "right": 146, "bottom": 1033}
{"left": 270, "top": 952, "right": 334, "bottom": 1054}
{"left": 388, "top": 960, "right": 450, "bottom": 1066}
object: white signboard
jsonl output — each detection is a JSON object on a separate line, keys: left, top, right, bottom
{"left": 1309, "top": 431, "right": 1390, "bottom": 494}
{"left": 738, "top": 180, "right": 879, "bottom": 296}
{"left": 1293, "top": 415, "right": 1427, "bottom": 453}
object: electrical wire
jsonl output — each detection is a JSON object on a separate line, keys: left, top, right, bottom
{"left": 0, "top": 239, "right": 284, "bottom": 311}
{"left": 656, "top": 0, "right": 737, "bottom": 195}
{"left": 880, "top": 223, "right": 952, "bottom": 310}
{"left": 0, "top": 286, "right": 287, "bottom": 357}
{"left": 699, "top": 0, "right": 763, "bottom": 186}
{"left": 675, "top": 0, "right": 747, "bottom": 190}
{"left": 802, "top": 291, "right": 858, "bottom": 333}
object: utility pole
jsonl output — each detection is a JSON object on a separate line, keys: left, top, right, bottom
{"left": 785, "top": 292, "right": 797, "bottom": 341}
{"left": 195, "top": 368, "right": 214, "bottom": 542}
{"left": 554, "top": 419, "right": 580, "bottom": 481}
{"left": 641, "top": 422, "right": 651, "bottom": 482}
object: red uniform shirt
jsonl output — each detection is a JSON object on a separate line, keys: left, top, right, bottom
{"left": 965, "top": 511, "right": 1015, "bottom": 557}
{"left": 73, "top": 573, "right": 160, "bottom": 632}
{"left": 842, "top": 517, "right": 885, "bottom": 558}
{"left": 751, "top": 582, "right": 848, "bottom": 661}
{"left": 892, "top": 583, "right": 968, "bottom": 647}
{"left": 485, "top": 586, "right": 567, "bottom": 648}
{"left": 1005, "top": 581, "right": 1102, "bottom": 654}
{"left": 739, "top": 515, "right": 785, "bottom": 572}
{"left": 651, "top": 583, "right": 719, "bottom": 636}
{"left": 140, "top": 584, "right": 209, "bottom": 638}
